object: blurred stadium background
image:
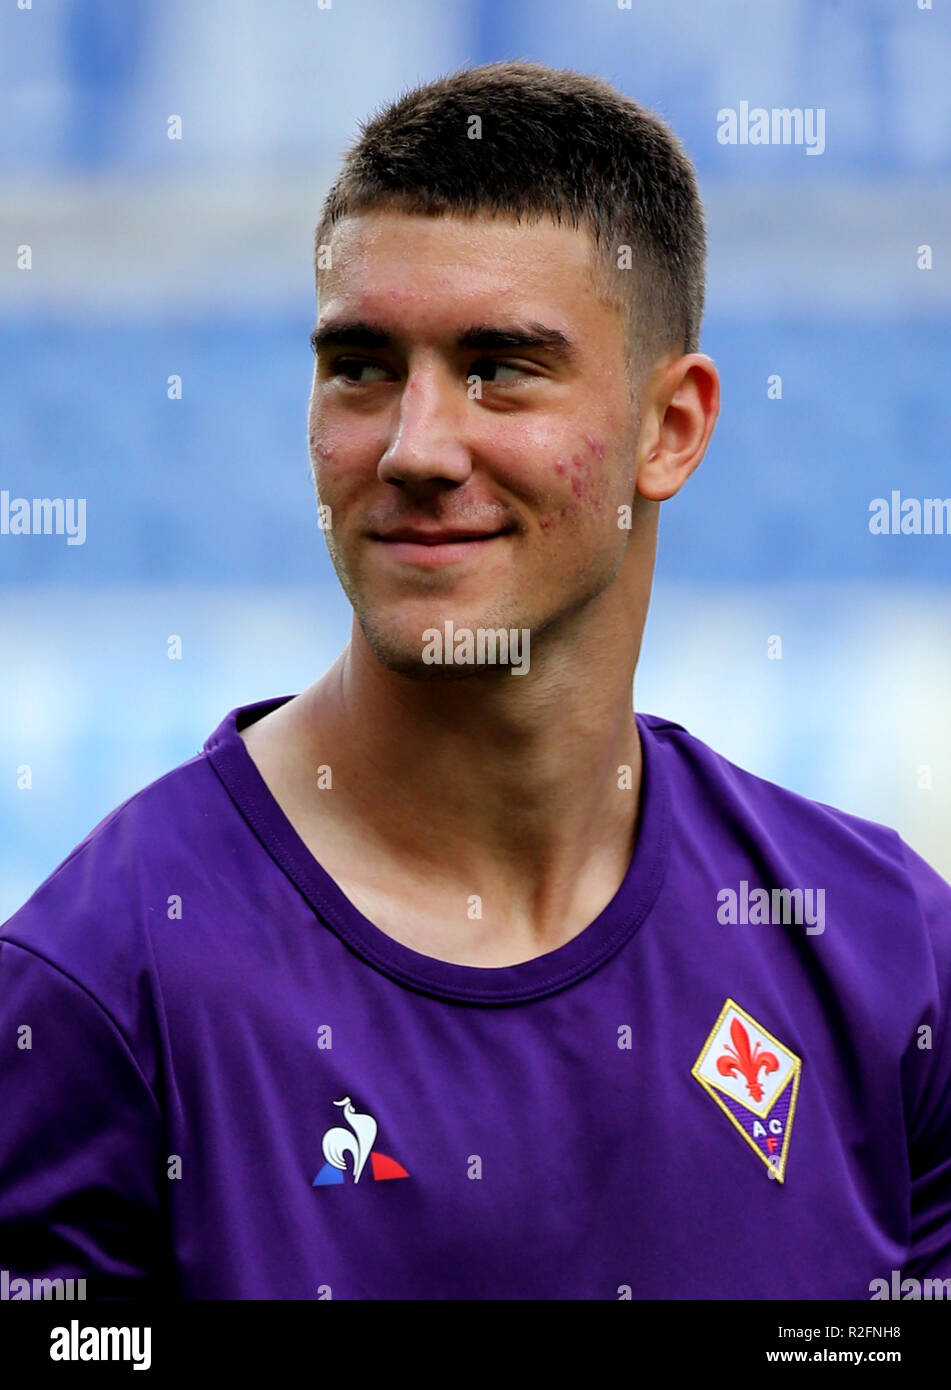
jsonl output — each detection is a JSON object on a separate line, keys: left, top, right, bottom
{"left": 2, "top": 0, "right": 949, "bottom": 918}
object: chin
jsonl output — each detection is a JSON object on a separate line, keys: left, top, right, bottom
{"left": 359, "top": 631, "right": 477, "bottom": 680}
{"left": 357, "top": 606, "right": 533, "bottom": 682}
{"left": 381, "top": 655, "right": 489, "bottom": 683}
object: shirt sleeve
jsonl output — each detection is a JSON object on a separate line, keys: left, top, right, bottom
{"left": 0, "top": 939, "right": 165, "bottom": 1298}
{"left": 899, "top": 839, "right": 951, "bottom": 1281}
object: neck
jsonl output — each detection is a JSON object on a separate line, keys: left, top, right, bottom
{"left": 291, "top": 602, "right": 644, "bottom": 942}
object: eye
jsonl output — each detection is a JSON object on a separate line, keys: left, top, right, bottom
{"left": 328, "top": 357, "right": 392, "bottom": 384}
{"left": 469, "top": 358, "right": 532, "bottom": 385}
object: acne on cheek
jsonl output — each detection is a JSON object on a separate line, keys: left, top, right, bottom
{"left": 308, "top": 439, "right": 363, "bottom": 510}
{"left": 309, "top": 439, "right": 337, "bottom": 486}
{"left": 308, "top": 416, "right": 331, "bottom": 455}
{"left": 538, "top": 507, "right": 571, "bottom": 535}
{"left": 309, "top": 430, "right": 348, "bottom": 480}
{"left": 584, "top": 433, "right": 607, "bottom": 462}
{"left": 549, "top": 435, "right": 609, "bottom": 511}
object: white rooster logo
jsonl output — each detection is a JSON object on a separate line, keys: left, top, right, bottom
{"left": 321, "top": 1096, "right": 378, "bottom": 1184}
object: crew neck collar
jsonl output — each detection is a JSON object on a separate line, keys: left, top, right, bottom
{"left": 204, "top": 694, "right": 671, "bottom": 1004}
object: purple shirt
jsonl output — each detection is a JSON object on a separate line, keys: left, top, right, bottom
{"left": 2, "top": 695, "right": 950, "bottom": 1299}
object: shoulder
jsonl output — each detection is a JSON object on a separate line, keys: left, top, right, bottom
{"left": 638, "top": 710, "right": 928, "bottom": 879}
{"left": 639, "top": 710, "right": 951, "bottom": 986}
{"left": 0, "top": 747, "right": 229, "bottom": 1017}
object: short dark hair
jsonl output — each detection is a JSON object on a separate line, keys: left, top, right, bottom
{"left": 314, "top": 59, "right": 707, "bottom": 389}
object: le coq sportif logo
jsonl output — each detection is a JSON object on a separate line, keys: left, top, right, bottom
{"left": 312, "top": 1096, "right": 410, "bottom": 1187}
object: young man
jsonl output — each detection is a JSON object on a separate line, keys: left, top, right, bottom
{"left": 2, "top": 61, "right": 949, "bottom": 1301}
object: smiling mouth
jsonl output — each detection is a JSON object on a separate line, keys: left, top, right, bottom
{"left": 371, "top": 527, "right": 514, "bottom": 564}
{"left": 374, "top": 527, "right": 514, "bottom": 545}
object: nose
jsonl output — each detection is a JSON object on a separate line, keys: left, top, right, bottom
{"left": 378, "top": 362, "right": 473, "bottom": 487}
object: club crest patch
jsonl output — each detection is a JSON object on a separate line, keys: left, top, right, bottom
{"left": 691, "top": 999, "right": 801, "bottom": 1182}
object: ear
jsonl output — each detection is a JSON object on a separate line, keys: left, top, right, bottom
{"left": 635, "top": 354, "right": 720, "bottom": 502}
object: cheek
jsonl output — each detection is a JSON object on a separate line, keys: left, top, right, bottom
{"left": 308, "top": 391, "right": 353, "bottom": 466}
{"left": 541, "top": 436, "right": 611, "bottom": 531}
{"left": 315, "top": 468, "right": 366, "bottom": 518}
{"left": 584, "top": 432, "right": 607, "bottom": 463}
{"left": 571, "top": 435, "right": 609, "bottom": 508}
{"left": 309, "top": 445, "right": 368, "bottom": 517}
{"left": 310, "top": 432, "right": 333, "bottom": 463}
{"left": 308, "top": 410, "right": 371, "bottom": 506}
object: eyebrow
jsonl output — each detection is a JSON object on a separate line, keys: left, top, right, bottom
{"left": 310, "top": 319, "right": 577, "bottom": 364}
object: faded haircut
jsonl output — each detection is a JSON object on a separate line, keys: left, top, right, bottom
{"left": 314, "top": 59, "right": 707, "bottom": 392}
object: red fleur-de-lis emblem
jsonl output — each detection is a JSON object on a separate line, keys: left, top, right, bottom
{"left": 716, "top": 1017, "right": 779, "bottom": 1102}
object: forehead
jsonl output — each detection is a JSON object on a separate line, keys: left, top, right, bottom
{"left": 318, "top": 209, "right": 618, "bottom": 330}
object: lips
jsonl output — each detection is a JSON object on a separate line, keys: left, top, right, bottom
{"left": 369, "top": 523, "right": 513, "bottom": 567}
{"left": 373, "top": 526, "right": 512, "bottom": 545}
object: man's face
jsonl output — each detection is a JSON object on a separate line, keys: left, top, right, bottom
{"left": 308, "top": 209, "right": 644, "bottom": 676}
